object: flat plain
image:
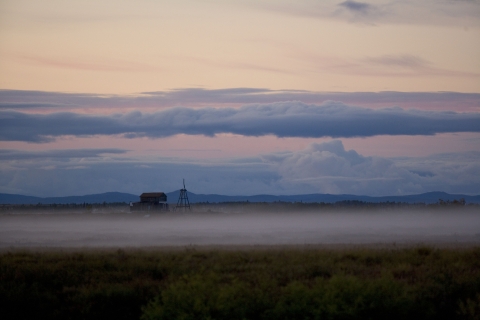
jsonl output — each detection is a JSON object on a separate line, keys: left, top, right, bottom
{"left": 1, "top": 206, "right": 479, "bottom": 319}
{"left": 1, "top": 206, "right": 480, "bottom": 248}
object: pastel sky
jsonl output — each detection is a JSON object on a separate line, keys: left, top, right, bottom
{"left": 0, "top": 0, "right": 479, "bottom": 197}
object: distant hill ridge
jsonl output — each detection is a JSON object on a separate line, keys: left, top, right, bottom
{"left": 1, "top": 191, "right": 479, "bottom": 205}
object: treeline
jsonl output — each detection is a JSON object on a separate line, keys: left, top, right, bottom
{"left": 1, "top": 199, "right": 477, "bottom": 213}
{"left": 1, "top": 247, "right": 479, "bottom": 320}
{"left": 192, "top": 199, "right": 478, "bottom": 213}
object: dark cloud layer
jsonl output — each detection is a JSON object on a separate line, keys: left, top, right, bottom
{"left": 1, "top": 89, "right": 479, "bottom": 111}
{"left": 0, "top": 149, "right": 127, "bottom": 160}
{"left": 1, "top": 102, "right": 479, "bottom": 142}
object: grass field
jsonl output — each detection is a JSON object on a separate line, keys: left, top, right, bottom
{"left": 1, "top": 246, "right": 480, "bottom": 319}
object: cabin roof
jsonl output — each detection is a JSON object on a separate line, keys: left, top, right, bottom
{"left": 140, "top": 192, "right": 166, "bottom": 198}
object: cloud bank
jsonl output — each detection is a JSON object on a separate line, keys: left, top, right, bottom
{"left": 1, "top": 141, "right": 479, "bottom": 197}
{"left": 263, "top": 141, "right": 480, "bottom": 196}
{"left": 0, "top": 149, "right": 127, "bottom": 161}
{"left": 1, "top": 89, "right": 479, "bottom": 112}
{"left": 1, "top": 102, "right": 479, "bottom": 142}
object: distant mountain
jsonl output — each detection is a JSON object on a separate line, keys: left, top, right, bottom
{"left": 166, "top": 191, "right": 480, "bottom": 204}
{"left": 0, "top": 192, "right": 138, "bottom": 205}
{"left": 1, "top": 191, "right": 479, "bottom": 205}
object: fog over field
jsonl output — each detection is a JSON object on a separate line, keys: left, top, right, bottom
{"left": 1, "top": 209, "right": 479, "bottom": 248}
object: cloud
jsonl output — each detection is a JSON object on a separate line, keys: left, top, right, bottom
{"left": 246, "top": 0, "right": 480, "bottom": 26}
{"left": 0, "top": 103, "right": 65, "bottom": 110}
{"left": 308, "top": 54, "right": 480, "bottom": 78}
{"left": 173, "top": 56, "right": 291, "bottom": 75}
{"left": 0, "top": 149, "right": 128, "bottom": 161}
{"left": 364, "top": 55, "right": 429, "bottom": 69}
{"left": 15, "top": 55, "right": 161, "bottom": 73}
{"left": 358, "top": 55, "right": 480, "bottom": 77}
{"left": 262, "top": 140, "right": 408, "bottom": 195}
{"left": 1, "top": 102, "right": 480, "bottom": 142}
{"left": 393, "top": 150, "right": 480, "bottom": 193}
{"left": 0, "top": 159, "right": 279, "bottom": 197}
{"left": 2, "top": 141, "right": 479, "bottom": 197}
{"left": 336, "top": 0, "right": 378, "bottom": 21}
{"left": 2, "top": 89, "right": 479, "bottom": 113}
{"left": 262, "top": 140, "right": 480, "bottom": 195}
{"left": 338, "top": 1, "right": 372, "bottom": 13}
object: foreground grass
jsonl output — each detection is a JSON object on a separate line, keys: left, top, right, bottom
{"left": 1, "top": 246, "right": 480, "bottom": 320}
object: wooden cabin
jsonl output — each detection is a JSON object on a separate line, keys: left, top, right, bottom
{"left": 140, "top": 192, "right": 167, "bottom": 203}
{"left": 130, "top": 192, "right": 168, "bottom": 212}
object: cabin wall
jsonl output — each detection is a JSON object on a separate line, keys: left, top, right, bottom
{"left": 130, "top": 202, "right": 169, "bottom": 212}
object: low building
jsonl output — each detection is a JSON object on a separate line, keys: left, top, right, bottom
{"left": 130, "top": 192, "right": 169, "bottom": 212}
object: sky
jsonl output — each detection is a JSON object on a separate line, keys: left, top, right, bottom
{"left": 0, "top": 0, "right": 479, "bottom": 197}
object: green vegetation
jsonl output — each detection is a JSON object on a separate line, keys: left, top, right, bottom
{"left": 1, "top": 247, "right": 480, "bottom": 319}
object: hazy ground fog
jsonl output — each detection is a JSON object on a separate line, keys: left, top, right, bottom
{"left": 1, "top": 209, "right": 479, "bottom": 248}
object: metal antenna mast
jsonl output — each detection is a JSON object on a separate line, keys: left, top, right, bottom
{"left": 175, "top": 178, "right": 191, "bottom": 212}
